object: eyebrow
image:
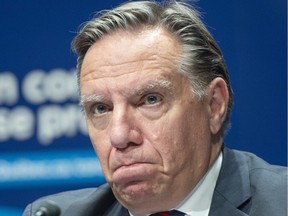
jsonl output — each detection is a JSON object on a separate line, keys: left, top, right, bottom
{"left": 132, "top": 80, "right": 174, "bottom": 96}
{"left": 80, "top": 95, "right": 105, "bottom": 107}
{"left": 80, "top": 79, "right": 174, "bottom": 106}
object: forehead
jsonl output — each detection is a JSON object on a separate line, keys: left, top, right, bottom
{"left": 80, "top": 28, "right": 182, "bottom": 82}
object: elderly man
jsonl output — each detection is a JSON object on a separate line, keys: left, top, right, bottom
{"left": 23, "top": 1, "right": 287, "bottom": 216}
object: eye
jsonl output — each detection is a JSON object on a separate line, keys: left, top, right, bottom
{"left": 93, "top": 104, "right": 109, "bottom": 115}
{"left": 143, "top": 94, "right": 162, "bottom": 105}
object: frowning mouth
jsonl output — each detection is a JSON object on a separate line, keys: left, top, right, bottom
{"left": 112, "top": 162, "right": 155, "bottom": 185}
{"left": 115, "top": 162, "right": 147, "bottom": 171}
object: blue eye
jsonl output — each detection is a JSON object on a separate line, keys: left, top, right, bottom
{"left": 144, "top": 94, "right": 162, "bottom": 105}
{"left": 93, "top": 104, "right": 109, "bottom": 115}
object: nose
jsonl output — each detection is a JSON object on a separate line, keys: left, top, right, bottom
{"left": 109, "top": 106, "right": 143, "bottom": 149}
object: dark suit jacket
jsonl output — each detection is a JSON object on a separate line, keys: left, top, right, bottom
{"left": 23, "top": 147, "right": 287, "bottom": 216}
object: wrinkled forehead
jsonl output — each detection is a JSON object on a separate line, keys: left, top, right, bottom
{"left": 80, "top": 27, "right": 182, "bottom": 81}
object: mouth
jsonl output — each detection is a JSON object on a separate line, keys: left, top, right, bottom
{"left": 116, "top": 162, "right": 147, "bottom": 172}
{"left": 112, "top": 162, "right": 154, "bottom": 184}
{"left": 112, "top": 159, "right": 147, "bottom": 171}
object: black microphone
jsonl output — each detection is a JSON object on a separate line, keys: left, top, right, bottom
{"left": 34, "top": 200, "right": 61, "bottom": 216}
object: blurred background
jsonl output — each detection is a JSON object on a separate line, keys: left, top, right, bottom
{"left": 0, "top": 0, "right": 286, "bottom": 215}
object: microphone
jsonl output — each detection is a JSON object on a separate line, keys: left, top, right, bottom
{"left": 34, "top": 200, "right": 61, "bottom": 216}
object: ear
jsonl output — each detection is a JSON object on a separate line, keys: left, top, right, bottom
{"left": 206, "top": 77, "right": 229, "bottom": 135}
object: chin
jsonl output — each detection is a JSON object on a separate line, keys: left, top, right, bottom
{"left": 114, "top": 180, "right": 161, "bottom": 209}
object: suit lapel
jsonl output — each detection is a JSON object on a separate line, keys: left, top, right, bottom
{"left": 209, "top": 147, "right": 251, "bottom": 216}
{"left": 209, "top": 191, "right": 249, "bottom": 216}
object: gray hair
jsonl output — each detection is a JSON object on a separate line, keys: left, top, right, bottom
{"left": 72, "top": 0, "right": 233, "bottom": 132}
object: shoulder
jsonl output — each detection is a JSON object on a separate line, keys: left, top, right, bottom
{"left": 23, "top": 184, "right": 117, "bottom": 216}
{"left": 222, "top": 147, "right": 287, "bottom": 214}
{"left": 235, "top": 149, "right": 287, "bottom": 197}
{"left": 40, "top": 187, "right": 99, "bottom": 200}
{"left": 229, "top": 148, "right": 287, "bottom": 178}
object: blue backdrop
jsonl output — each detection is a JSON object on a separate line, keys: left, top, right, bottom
{"left": 0, "top": 0, "right": 286, "bottom": 215}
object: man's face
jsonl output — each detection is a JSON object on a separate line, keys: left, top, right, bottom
{"left": 80, "top": 28, "right": 221, "bottom": 213}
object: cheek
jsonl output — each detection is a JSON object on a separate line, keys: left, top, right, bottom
{"left": 143, "top": 112, "right": 190, "bottom": 166}
{"left": 87, "top": 121, "right": 108, "bottom": 153}
{"left": 145, "top": 104, "right": 210, "bottom": 171}
{"left": 88, "top": 127, "right": 112, "bottom": 177}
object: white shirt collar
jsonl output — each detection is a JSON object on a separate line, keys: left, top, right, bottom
{"left": 129, "top": 152, "right": 223, "bottom": 216}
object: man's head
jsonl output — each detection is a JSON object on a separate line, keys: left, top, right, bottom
{"left": 73, "top": 1, "right": 231, "bottom": 214}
